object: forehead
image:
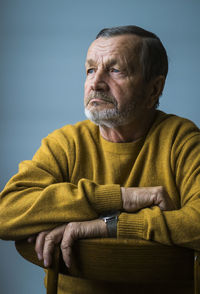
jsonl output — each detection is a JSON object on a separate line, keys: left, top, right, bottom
{"left": 86, "top": 35, "right": 142, "bottom": 65}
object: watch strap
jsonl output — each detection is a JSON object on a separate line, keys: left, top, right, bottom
{"left": 100, "top": 211, "right": 120, "bottom": 237}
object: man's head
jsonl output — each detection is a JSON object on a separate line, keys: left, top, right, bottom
{"left": 84, "top": 25, "right": 168, "bottom": 128}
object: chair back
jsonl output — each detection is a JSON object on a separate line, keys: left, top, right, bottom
{"left": 15, "top": 238, "right": 200, "bottom": 294}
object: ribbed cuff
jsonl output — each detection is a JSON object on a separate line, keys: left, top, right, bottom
{"left": 117, "top": 212, "right": 144, "bottom": 239}
{"left": 95, "top": 184, "right": 122, "bottom": 212}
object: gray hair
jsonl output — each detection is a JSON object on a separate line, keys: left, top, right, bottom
{"left": 96, "top": 25, "right": 168, "bottom": 83}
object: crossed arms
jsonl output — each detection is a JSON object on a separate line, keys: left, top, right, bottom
{"left": 28, "top": 186, "right": 174, "bottom": 268}
{"left": 1, "top": 120, "right": 200, "bottom": 269}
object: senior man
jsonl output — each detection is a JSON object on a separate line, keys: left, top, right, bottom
{"left": 1, "top": 25, "right": 200, "bottom": 293}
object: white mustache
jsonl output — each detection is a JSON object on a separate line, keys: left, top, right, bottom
{"left": 86, "top": 92, "right": 117, "bottom": 106}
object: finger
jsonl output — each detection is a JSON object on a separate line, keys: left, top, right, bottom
{"left": 43, "top": 225, "right": 66, "bottom": 267}
{"left": 43, "top": 234, "right": 56, "bottom": 267}
{"left": 35, "top": 231, "right": 49, "bottom": 261}
{"left": 61, "top": 224, "right": 78, "bottom": 268}
{"left": 154, "top": 188, "right": 174, "bottom": 211}
{"left": 61, "top": 245, "right": 72, "bottom": 268}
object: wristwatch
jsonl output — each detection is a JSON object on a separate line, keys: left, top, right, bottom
{"left": 100, "top": 211, "right": 120, "bottom": 237}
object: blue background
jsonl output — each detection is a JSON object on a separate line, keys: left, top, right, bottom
{"left": 0, "top": 0, "right": 200, "bottom": 293}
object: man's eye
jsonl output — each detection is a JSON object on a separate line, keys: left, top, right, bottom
{"left": 110, "top": 68, "right": 120, "bottom": 73}
{"left": 87, "top": 68, "right": 95, "bottom": 74}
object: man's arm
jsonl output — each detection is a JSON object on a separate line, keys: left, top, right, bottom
{"left": 0, "top": 169, "right": 122, "bottom": 240}
{"left": 0, "top": 133, "right": 122, "bottom": 240}
{"left": 31, "top": 128, "right": 200, "bottom": 267}
{"left": 29, "top": 219, "right": 108, "bottom": 268}
{"left": 118, "top": 133, "right": 200, "bottom": 250}
{"left": 30, "top": 186, "right": 174, "bottom": 268}
{"left": 0, "top": 128, "right": 173, "bottom": 241}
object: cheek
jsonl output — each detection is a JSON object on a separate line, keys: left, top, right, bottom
{"left": 109, "top": 81, "right": 130, "bottom": 103}
{"left": 84, "top": 81, "right": 90, "bottom": 96}
{"left": 109, "top": 80, "right": 123, "bottom": 96}
{"left": 84, "top": 76, "right": 94, "bottom": 91}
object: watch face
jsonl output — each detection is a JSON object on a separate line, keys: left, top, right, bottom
{"left": 104, "top": 215, "right": 117, "bottom": 222}
{"left": 101, "top": 211, "right": 119, "bottom": 223}
{"left": 102, "top": 213, "right": 119, "bottom": 238}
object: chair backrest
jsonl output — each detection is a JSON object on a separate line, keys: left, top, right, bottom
{"left": 15, "top": 238, "right": 200, "bottom": 294}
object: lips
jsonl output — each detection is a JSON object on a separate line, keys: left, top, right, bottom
{"left": 86, "top": 92, "right": 117, "bottom": 107}
{"left": 88, "top": 98, "right": 113, "bottom": 105}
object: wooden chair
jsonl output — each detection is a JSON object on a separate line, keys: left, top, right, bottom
{"left": 15, "top": 238, "right": 200, "bottom": 294}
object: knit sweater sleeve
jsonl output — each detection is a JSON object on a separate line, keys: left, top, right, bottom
{"left": 117, "top": 122, "right": 200, "bottom": 250}
{"left": 0, "top": 130, "right": 122, "bottom": 240}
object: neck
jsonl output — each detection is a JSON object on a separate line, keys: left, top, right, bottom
{"left": 99, "top": 110, "right": 157, "bottom": 143}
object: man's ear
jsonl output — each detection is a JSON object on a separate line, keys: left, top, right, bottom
{"left": 147, "top": 75, "right": 166, "bottom": 108}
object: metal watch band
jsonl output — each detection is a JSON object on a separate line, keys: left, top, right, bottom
{"left": 100, "top": 211, "right": 120, "bottom": 237}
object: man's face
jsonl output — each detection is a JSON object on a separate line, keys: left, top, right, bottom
{"left": 84, "top": 35, "right": 151, "bottom": 127}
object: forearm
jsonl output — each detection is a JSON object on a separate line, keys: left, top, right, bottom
{"left": 0, "top": 174, "right": 173, "bottom": 241}
{"left": 117, "top": 198, "right": 200, "bottom": 250}
{"left": 0, "top": 161, "right": 122, "bottom": 240}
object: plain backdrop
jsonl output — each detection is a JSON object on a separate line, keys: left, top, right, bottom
{"left": 0, "top": 0, "right": 200, "bottom": 293}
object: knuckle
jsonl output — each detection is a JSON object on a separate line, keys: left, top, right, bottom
{"left": 44, "top": 234, "right": 54, "bottom": 243}
{"left": 67, "top": 222, "right": 75, "bottom": 230}
{"left": 67, "top": 222, "right": 78, "bottom": 235}
{"left": 45, "top": 231, "right": 56, "bottom": 245}
{"left": 35, "top": 232, "right": 48, "bottom": 251}
{"left": 63, "top": 222, "right": 80, "bottom": 244}
{"left": 61, "top": 242, "right": 69, "bottom": 250}
{"left": 158, "top": 186, "right": 165, "bottom": 193}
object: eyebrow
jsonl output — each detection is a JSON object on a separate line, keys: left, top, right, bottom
{"left": 85, "top": 59, "right": 96, "bottom": 67}
{"left": 85, "top": 58, "right": 120, "bottom": 68}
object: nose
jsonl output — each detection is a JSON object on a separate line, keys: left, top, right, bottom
{"left": 91, "top": 69, "right": 109, "bottom": 92}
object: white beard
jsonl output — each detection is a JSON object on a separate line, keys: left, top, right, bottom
{"left": 84, "top": 103, "right": 137, "bottom": 128}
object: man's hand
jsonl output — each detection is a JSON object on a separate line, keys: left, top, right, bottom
{"left": 28, "top": 219, "right": 108, "bottom": 268}
{"left": 121, "top": 186, "right": 175, "bottom": 212}
{"left": 28, "top": 186, "right": 174, "bottom": 268}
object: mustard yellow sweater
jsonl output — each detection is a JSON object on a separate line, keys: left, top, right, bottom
{"left": 1, "top": 110, "right": 200, "bottom": 249}
{"left": 1, "top": 110, "right": 200, "bottom": 293}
